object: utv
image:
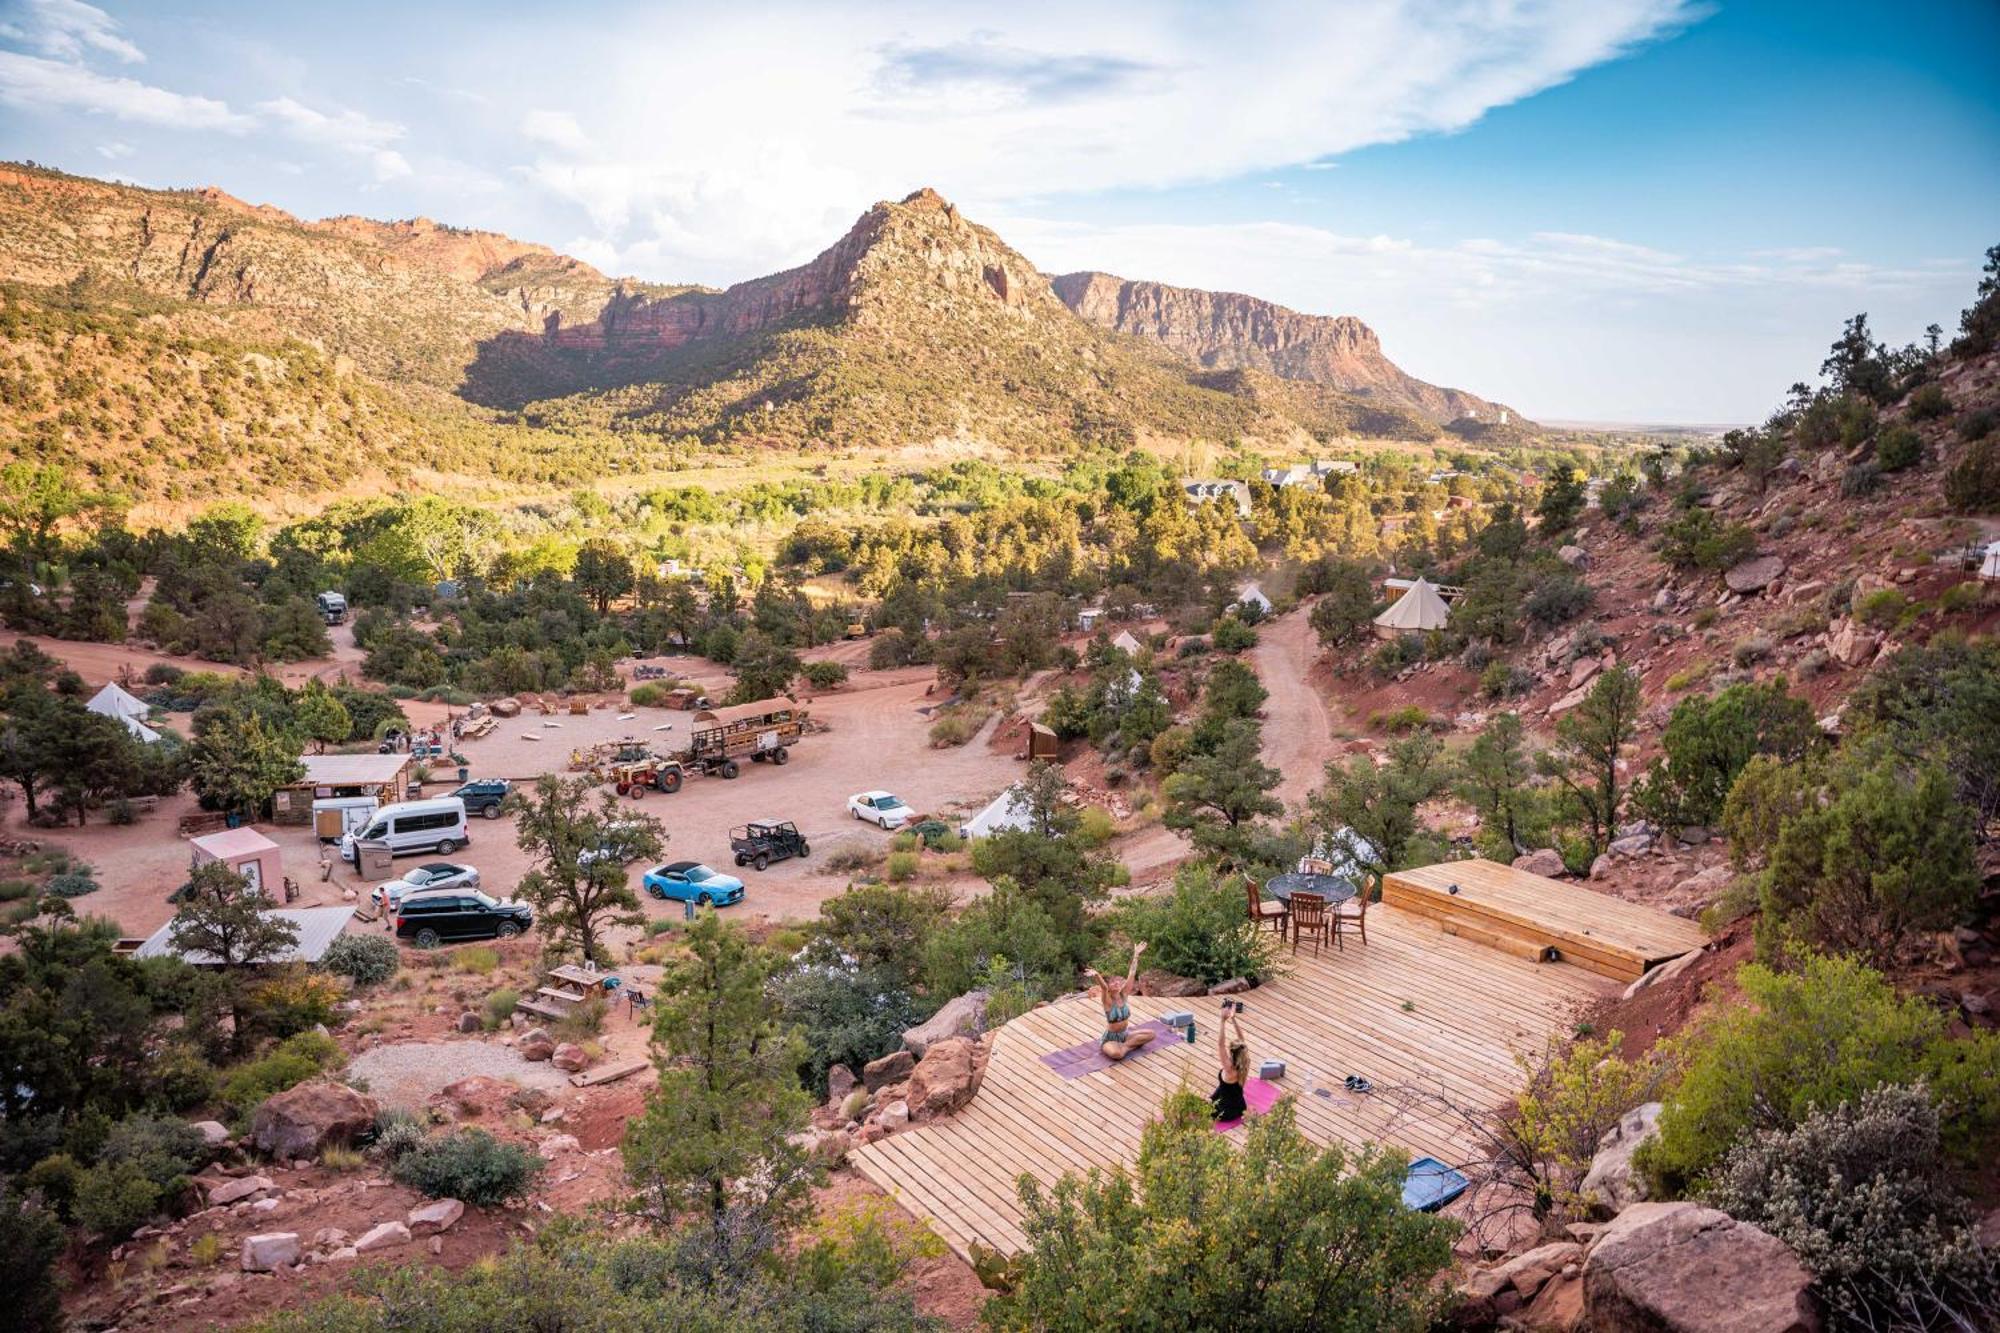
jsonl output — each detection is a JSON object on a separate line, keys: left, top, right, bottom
{"left": 729, "top": 820, "right": 811, "bottom": 871}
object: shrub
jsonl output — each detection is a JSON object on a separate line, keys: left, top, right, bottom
{"left": 555, "top": 997, "right": 606, "bottom": 1040}
{"left": 143, "top": 663, "right": 185, "bottom": 686}
{"left": 485, "top": 987, "right": 519, "bottom": 1028}
{"left": 628, "top": 683, "right": 666, "bottom": 707}
{"left": 219, "top": 1031, "right": 345, "bottom": 1116}
{"left": 452, "top": 946, "right": 500, "bottom": 975}
{"left": 242, "top": 967, "right": 343, "bottom": 1038}
{"left": 1073, "top": 806, "right": 1117, "bottom": 848}
{"left": 1659, "top": 507, "right": 1756, "bottom": 572}
{"left": 801, "top": 660, "right": 849, "bottom": 689}
{"left": 146, "top": 1044, "right": 219, "bottom": 1111}
{"left": 1479, "top": 660, "right": 1531, "bottom": 699}
{"left": 1874, "top": 422, "right": 1923, "bottom": 472}
{"left": 319, "top": 1146, "right": 366, "bottom": 1172}
{"left": 188, "top": 1231, "right": 226, "bottom": 1266}
{"left": 927, "top": 701, "right": 991, "bottom": 747}
{"left": 1210, "top": 616, "right": 1258, "bottom": 653}
{"left": 46, "top": 866, "right": 100, "bottom": 898}
{"left": 1730, "top": 633, "right": 1772, "bottom": 667}
{"left": 1839, "top": 460, "right": 1882, "bottom": 497}
{"left": 1853, "top": 587, "right": 1909, "bottom": 628}
{"left": 1906, "top": 382, "right": 1951, "bottom": 421}
{"left": 1944, "top": 435, "right": 2000, "bottom": 512}
{"left": 1705, "top": 1083, "right": 1998, "bottom": 1330}
{"left": 320, "top": 933, "right": 400, "bottom": 986}
{"left": 1639, "top": 955, "right": 2000, "bottom": 1196}
{"left": 23, "top": 1154, "right": 81, "bottom": 1220}
{"left": 1105, "top": 863, "right": 1277, "bottom": 986}
{"left": 369, "top": 1114, "right": 430, "bottom": 1162}
{"left": 883, "top": 851, "right": 920, "bottom": 882}
{"left": 770, "top": 950, "right": 931, "bottom": 1095}
{"left": 987, "top": 1093, "right": 1458, "bottom": 1331}
{"left": 1525, "top": 571, "right": 1594, "bottom": 629}
{"left": 1497, "top": 1031, "right": 1664, "bottom": 1225}
{"left": 391, "top": 1129, "right": 542, "bottom": 1206}
{"left": 1372, "top": 704, "right": 1434, "bottom": 734}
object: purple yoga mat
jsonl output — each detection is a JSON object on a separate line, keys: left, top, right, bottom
{"left": 1038, "top": 1019, "right": 1179, "bottom": 1079}
{"left": 1213, "top": 1077, "right": 1284, "bottom": 1132}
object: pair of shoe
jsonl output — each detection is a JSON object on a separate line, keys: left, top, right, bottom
{"left": 1343, "top": 1074, "right": 1373, "bottom": 1094}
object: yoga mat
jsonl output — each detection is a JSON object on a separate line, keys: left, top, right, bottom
{"left": 1213, "top": 1078, "right": 1284, "bottom": 1132}
{"left": 1038, "top": 1019, "right": 1178, "bottom": 1079}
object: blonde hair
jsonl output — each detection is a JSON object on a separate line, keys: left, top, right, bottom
{"left": 1229, "top": 1041, "right": 1251, "bottom": 1082}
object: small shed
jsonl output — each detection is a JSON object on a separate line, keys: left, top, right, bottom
{"left": 190, "top": 827, "right": 284, "bottom": 896}
{"left": 1026, "top": 721, "right": 1059, "bottom": 760}
{"left": 274, "top": 752, "right": 412, "bottom": 824}
{"left": 134, "top": 906, "right": 357, "bottom": 966}
{"left": 1373, "top": 577, "right": 1451, "bottom": 637}
{"left": 87, "top": 682, "right": 161, "bottom": 744}
{"left": 1076, "top": 606, "right": 1105, "bottom": 632}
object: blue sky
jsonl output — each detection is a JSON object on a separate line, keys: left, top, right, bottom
{"left": 0, "top": 0, "right": 1994, "bottom": 422}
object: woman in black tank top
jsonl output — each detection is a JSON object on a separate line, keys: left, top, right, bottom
{"left": 1212, "top": 1007, "right": 1250, "bottom": 1121}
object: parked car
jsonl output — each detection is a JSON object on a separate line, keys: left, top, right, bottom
{"left": 577, "top": 818, "right": 652, "bottom": 868}
{"left": 450, "top": 778, "right": 511, "bottom": 819}
{"left": 341, "top": 797, "right": 469, "bottom": 864}
{"left": 729, "top": 820, "right": 810, "bottom": 871}
{"left": 848, "top": 790, "right": 914, "bottom": 829}
{"left": 394, "top": 890, "right": 531, "bottom": 948}
{"left": 374, "top": 861, "right": 479, "bottom": 915}
{"left": 642, "top": 861, "right": 745, "bottom": 907}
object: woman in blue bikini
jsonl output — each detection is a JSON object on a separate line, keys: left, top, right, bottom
{"left": 1086, "top": 941, "right": 1155, "bottom": 1060}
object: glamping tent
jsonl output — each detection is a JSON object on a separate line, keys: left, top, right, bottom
{"left": 960, "top": 786, "right": 1036, "bottom": 841}
{"left": 1981, "top": 541, "right": 2000, "bottom": 581}
{"left": 1110, "top": 629, "right": 1144, "bottom": 655}
{"left": 1373, "top": 577, "right": 1451, "bottom": 638}
{"left": 1237, "top": 582, "right": 1273, "bottom": 615}
{"left": 86, "top": 682, "right": 161, "bottom": 744}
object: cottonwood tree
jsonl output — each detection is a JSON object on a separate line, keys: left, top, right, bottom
{"left": 292, "top": 683, "right": 352, "bottom": 754}
{"left": 622, "top": 911, "right": 814, "bottom": 1285}
{"left": 1538, "top": 666, "right": 1642, "bottom": 858}
{"left": 187, "top": 710, "right": 303, "bottom": 819}
{"left": 513, "top": 775, "right": 662, "bottom": 964}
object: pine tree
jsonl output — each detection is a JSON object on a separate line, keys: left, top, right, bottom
{"left": 512, "top": 775, "right": 661, "bottom": 964}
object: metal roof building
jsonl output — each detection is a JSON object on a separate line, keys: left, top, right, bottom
{"left": 133, "top": 906, "right": 358, "bottom": 966}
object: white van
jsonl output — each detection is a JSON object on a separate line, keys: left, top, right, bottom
{"left": 342, "top": 797, "right": 469, "bottom": 865}
{"left": 312, "top": 795, "right": 379, "bottom": 842}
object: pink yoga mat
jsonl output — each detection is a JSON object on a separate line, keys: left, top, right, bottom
{"left": 1213, "top": 1077, "right": 1284, "bottom": 1132}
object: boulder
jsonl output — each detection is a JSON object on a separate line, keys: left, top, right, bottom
{"left": 1607, "top": 833, "right": 1652, "bottom": 857}
{"left": 1580, "top": 1103, "right": 1663, "bottom": 1214}
{"left": 1583, "top": 1201, "right": 1819, "bottom": 1332}
{"left": 1588, "top": 854, "right": 1615, "bottom": 881}
{"left": 206, "top": 1174, "right": 275, "bottom": 1206}
{"left": 441, "top": 1075, "right": 519, "bottom": 1119}
{"left": 1723, "top": 555, "right": 1785, "bottom": 595}
{"left": 1568, "top": 656, "right": 1602, "bottom": 690}
{"left": 905, "top": 1036, "right": 983, "bottom": 1119}
{"left": 1135, "top": 969, "right": 1206, "bottom": 998}
{"left": 862, "top": 1049, "right": 915, "bottom": 1091}
{"left": 538, "top": 1133, "right": 580, "bottom": 1157}
{"left": 241, "top": 1232, "right": 301, "bottom": 1272}
{"left": 1513, "top": 849, "right": 1567, "bottom": 879}
{"left": 1208, "top": 976, "right": 1252, "bottom": 996}
{"left": 407, "top": 1198, "right": 464, "bottom": 1233}
{"left": 1460, "top": 1242, "right": 1586, "bottom": 1323}
{"left": 551, "top": 1042, "right": 588, "bottom": 1073}
{"left": 489, "top": 697, "right": 521, "bottom": 719}
{"left": 190, "top": 1120, "right": 232, "bottom": 1148}
{"left": 520, "top": 1036, "right": 555, "bottom": 1062}
{"left": 312, "top": 1227, "right": 350, "bottom": 1249}
{"left": 826, "top": 1063, "right": 857, "bottom": 1104}
{"left": 354, "top": 1220, "right": 411, "bottom": 1253}
{"left": 1830, "top": 619, "right": 1881, "bottom": 668}
{"left": 879, "top": 1100, "right": 911, "bottom": 1131}
{"left": 456, "top": 1011, "right": 481, "bottom": 1034}
{"left": 902, "top": 990, "right": 989, "bottom": 1057}
{"left": 251, "top": 1082, "right": 378, "bottom": 1161}
{"left": 1558, "top": 545, "right": 1590, "bottom": 569}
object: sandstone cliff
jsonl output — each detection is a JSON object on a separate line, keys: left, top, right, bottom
{"left": 1052, "top": 270, "right": 1521, "bottom": 427}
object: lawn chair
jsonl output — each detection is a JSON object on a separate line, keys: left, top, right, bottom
{"left": 1244, "top": 878, "right": 1288, "bottom": 937}
{"left": 1289, "top": 891, "right": 1330, "bottom": 957}
{"left": 1332, "top": 874, "right": 1372, "bottom": 949}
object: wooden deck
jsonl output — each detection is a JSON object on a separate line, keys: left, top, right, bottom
{"left": 1382, "top": 859, "right": 1707, "bottom": 983}
{"left": 851, "top": 902, "right": 1616, "bottom": 1262}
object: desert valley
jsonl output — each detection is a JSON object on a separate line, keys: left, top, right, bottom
{"left": 2, "top": 5, "right": 1999, "bottom": 1332}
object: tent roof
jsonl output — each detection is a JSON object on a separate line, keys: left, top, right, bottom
{"left": 1373, "top": 577, "right": 1451, "bottom": 632}
{"left": 960, "top": 787, "right": 1035, "bottom": 840}
{"left": 1110, "top": 630, "right": 1143, "bottom": 654}
{"left": 87, "top": 681, "right": 149, "bottom": 720}
{"left": 1238, "top": 582, "right": 1272, "bottom": 608}
{"left": 190, "top": 827, "right": 281, "bottom": 861}
{"left": 294, "top": 753, "right": 411, "bottom": 787}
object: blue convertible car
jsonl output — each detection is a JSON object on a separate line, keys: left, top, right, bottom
{"left": 642, "top": 860, "right": 745, "bottom": 907}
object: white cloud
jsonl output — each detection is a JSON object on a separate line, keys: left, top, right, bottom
{"left": 94, "top": 138, "right": 130, "bottom": 158}
{"left": 0, "top": 48, "right": 250, "bottom": 128}
{"left": 257, "top": 95, "right": 410, "bottom": 182}
{"left": 0, "top": 0, "right": 142, "bottom": 64}
{"left": 467, "top": 0, "right": 1700, "bottom": 281}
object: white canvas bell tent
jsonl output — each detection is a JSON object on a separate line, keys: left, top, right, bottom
{"left": 959, "top": 786, "right": 1035, "bottom": 841}
{"left": 86, "top": 682, "right": 161, "bottom": 744}
{"left": 1372, "top": 577, "right": 1451, "bottom": 637}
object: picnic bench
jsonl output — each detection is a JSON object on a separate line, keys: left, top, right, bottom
{"left": 515, "top": 963, "right": 621, "bottom": 1023}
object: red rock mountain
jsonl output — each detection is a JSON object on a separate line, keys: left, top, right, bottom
{"left": 1052, "top": 270, "right": 1520, "bottom": 426}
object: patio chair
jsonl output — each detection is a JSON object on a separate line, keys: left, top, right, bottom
{"left": 1243, "top": 878, "right": 1288, "bottom": 936}
{"left": 1332, "top": 875, "right": 1371, "bottom": 949}
{"left": 1289, "top": 891, "right": 1331, "bottom": 957}
{"left": 1299, "top": 855, "right": 1335, "bottom": 876}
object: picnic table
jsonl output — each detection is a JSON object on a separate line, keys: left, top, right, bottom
{"left": 515, "top": 964, "right": 623, "bottom": 1023}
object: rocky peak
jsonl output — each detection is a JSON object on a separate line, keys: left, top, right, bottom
{"left": 1053, "top": 269, "right": 1517, "bottom": 427}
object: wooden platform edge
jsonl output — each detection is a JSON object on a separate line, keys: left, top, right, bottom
{"left": 570, "top": 1057, "right": 650, "bottom": 1087}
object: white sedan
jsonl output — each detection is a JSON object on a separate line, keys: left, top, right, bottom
{"left": 848, "top": 790, "right": 914, "bottom": 829}
{"left": 374, "top": 861, "right": 479, "bottom": 914}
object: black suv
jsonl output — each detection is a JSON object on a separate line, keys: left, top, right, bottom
{"left": 450, "top": 778, "right": 512, "bottom": 820}
{"left": 394, "top": 890, "right": 531, "bottom": 948}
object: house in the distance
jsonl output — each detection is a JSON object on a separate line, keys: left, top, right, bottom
{"left": 1263, "top": 459, "right": 1357, "bottom": 488}
{"left": 1180, "top": 478, "right": 1252, "bottom": 519}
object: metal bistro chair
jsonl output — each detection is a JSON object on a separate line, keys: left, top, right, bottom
{"left": 1290, "top": 890, "right": 1331, "bottom": 957}
{"left": 1332, "top": 874, "right": 1372, "bottom": 949}
{"left": 1244, "top": 878, "right": 1288, "bottom": 937}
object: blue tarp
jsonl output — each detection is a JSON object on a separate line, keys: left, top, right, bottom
{"left": 1402, "top": 1156, "right": 1471, "bottom": 1213}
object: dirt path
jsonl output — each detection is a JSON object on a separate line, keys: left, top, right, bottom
{"left": 1246, "top": 602, "right": 1338, "bottom": 816}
